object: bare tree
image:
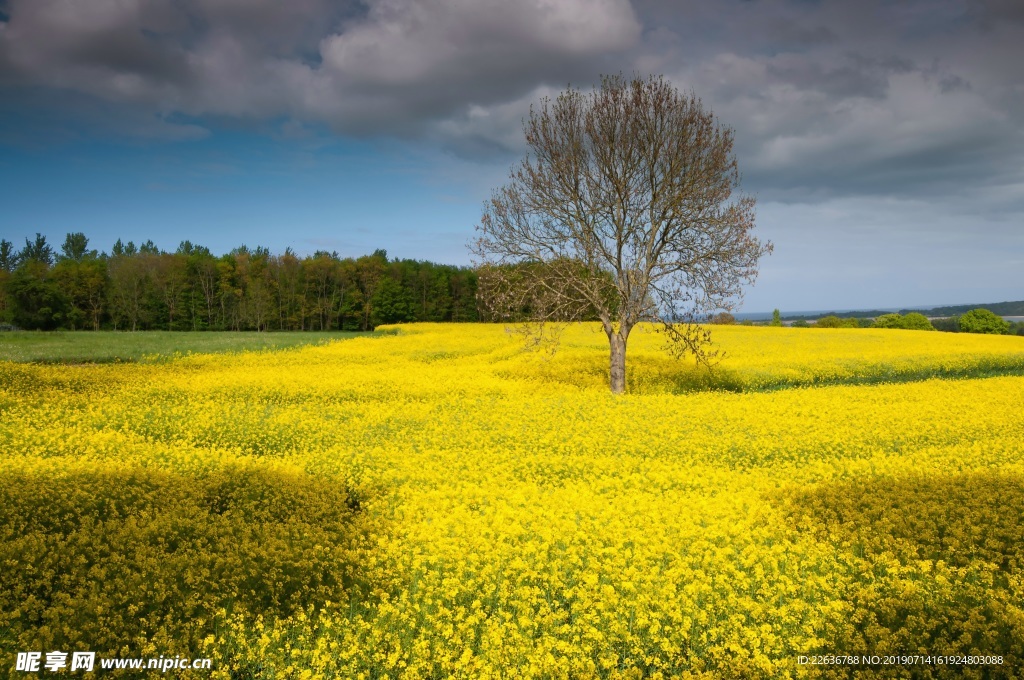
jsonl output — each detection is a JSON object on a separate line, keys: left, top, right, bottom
{"left": 471, "top": 74, "right": 772, "bottom": 394}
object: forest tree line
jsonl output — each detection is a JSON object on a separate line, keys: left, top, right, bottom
{"left": 0, "top": 233, "right": 480, "bottom": 331}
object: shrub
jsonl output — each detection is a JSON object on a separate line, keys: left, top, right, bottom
{"left": 791, "top": 319, "right": 810, "bottom": 328}
{"left": 873, "top": 312, "right": 935, "bottom": 331}
{"left": 710, "top": 312, "right": 735, "bottom": 325}
{"left": 873, "top": 313, "right": 902, "bottom": 329}
{"left": 931, "top": 316, "right": 960, "bottom": 333}
{"left": 901, "top": 312, "right": 935, "bottom": 331}
{"left": 959, "top": 308, "right": 1010, "bottom": 335}
{"left": 815, "top": 315, "right": 843, "bottom": 328}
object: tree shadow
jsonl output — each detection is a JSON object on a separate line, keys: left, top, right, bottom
{"left": 776, "top": 471, "right": 1024, "bottom": 678}
{"left": 0, "top": 463, "right": 383, "bottom": 667}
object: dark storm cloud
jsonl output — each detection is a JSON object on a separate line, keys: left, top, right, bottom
{"left": 0, "top": 0, "right": 1022, "bottom": 205}
{"left": 968, "top": 0, "right": 1024, "bottom": 27}
{"left": 63, "top": 28, "right": 189, "bottom": 84}
{"left": 762, "top": 54, "right": 906, "bottom": 100}
{"left": 646, "top": 0, "right": 1024, "bottom": 204}
{"left": 0, "top": 0, "right": 639, "bottom": 136}
{"left": 0, "top": 87, "right": 209, "bottom": 147}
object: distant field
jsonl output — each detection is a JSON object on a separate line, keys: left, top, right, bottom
{"left": 0, "top": 330, "right": 379, "bottom": 363}
{"left": 509, "top": 322, "right": 1024, "bottom": 391}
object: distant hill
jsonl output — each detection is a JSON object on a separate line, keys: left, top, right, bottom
{"left": 780, "top": 309, "right": 895, "bottom": 321}
{"left": 919, "top": 300, "right": 1024, "bottom": 317}
{"left": 781, "top": 300, "right": 1024, "bottom": 321}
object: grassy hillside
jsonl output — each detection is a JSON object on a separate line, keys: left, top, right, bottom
{"left": 0, "top": 330, "right": 379, "bottom": 363}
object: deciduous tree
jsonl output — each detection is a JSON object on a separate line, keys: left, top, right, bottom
{"left": 471, "top": 74, "right": 771, "bottom": 393}
{"left": 959, "top": 308, "right": 1010, "bottom": 334}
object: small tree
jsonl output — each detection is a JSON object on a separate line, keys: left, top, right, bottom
{"left": 472, "top": 74, "right": 772, "bottom": 394}
{"left": 770, "top": 309, "right": 782, "bottom": 327}
{"left": 959, "top": 308, "right": 1010, "bottom": 334}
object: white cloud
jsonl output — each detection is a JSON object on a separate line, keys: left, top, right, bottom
{"left": 320, "top": 0, "right": 639, "bottom": 86}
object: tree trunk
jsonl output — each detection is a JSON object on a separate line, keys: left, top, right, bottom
{"left": 609, "top": 333, "right": 627, "bottom": 394}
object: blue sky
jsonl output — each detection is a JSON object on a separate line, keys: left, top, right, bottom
{"left": 1, "top": 0, "right": 1022, "bottom": 312}
{"left": 1, "top": 128, "right": 489, "bottom": 264}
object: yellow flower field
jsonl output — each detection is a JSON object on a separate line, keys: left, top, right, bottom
{"left": 2, "top": 324, "right": 1023, "bottom": 679}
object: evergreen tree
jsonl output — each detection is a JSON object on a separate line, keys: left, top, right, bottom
{"left": 8, "top": 260, "right": 67, "bottom": 330}
{"left": 59, "top": 232, "right": 93, "bottom": 262}
{"left": 19, "top": 233, "right": 55, "bottom": 266}
{"left": 0, "top": 239, "right": 19, "bottom": 272}
{"left": 0, "top": 239, "right": 15, "bottom": 324}
{"left": 371, "top": 277, "right": 416, "bottom": 325}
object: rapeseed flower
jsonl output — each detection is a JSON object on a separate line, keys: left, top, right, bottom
{"left": 1, "top": 323, "right": 1022, "bottom": 678}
